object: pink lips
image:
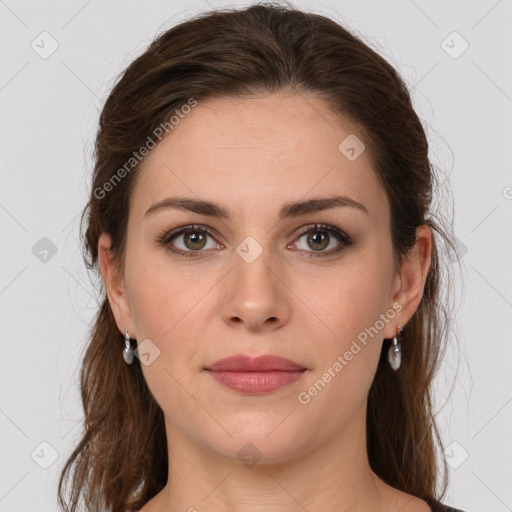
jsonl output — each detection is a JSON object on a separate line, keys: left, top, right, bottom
{"left": 204, "top": 354, "right": 307, "bottom": 394}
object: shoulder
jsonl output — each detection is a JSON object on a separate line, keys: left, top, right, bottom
{"left": 373, "top": 480, "right": 465, "bottom": 512}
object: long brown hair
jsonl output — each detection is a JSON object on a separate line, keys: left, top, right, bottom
{"left": 58, "top": 3, "right": 460, "bottom": 511}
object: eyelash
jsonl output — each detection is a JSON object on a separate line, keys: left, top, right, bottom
{"left": 157, "top": 223, "right": 353, "bottom": 259}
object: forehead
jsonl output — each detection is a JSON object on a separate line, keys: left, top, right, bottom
{"left": 130, "top": 93, "right": 388, "bottom": 223}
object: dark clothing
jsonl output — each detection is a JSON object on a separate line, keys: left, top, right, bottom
{"left": 432, "top": 501, "right": 466, "bottom": 512}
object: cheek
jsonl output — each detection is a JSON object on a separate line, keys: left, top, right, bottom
{"left": 296, "top": 258, "right": 392, "bottom": 347}
{"left": 125, "top": 249, "right": 211, "bottom": 340}
{"left": 125, "top": 258, "right": 212, "bottom": 422}
{"left": 294, "top": 271, "right": 389, "bottom": 435}
{"left": 292, "top": 256, "right": 392, "bottom": 403}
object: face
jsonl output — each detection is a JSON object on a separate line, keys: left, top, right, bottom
{"left": 100, "top": 92, "right": 430, "bottom": 464}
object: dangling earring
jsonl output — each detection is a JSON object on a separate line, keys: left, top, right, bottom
{"left": 388, "top": 324, "right": 403, "bottom": 371}
{"left": 123, "top": 328, "right": 134, "bottom": 365}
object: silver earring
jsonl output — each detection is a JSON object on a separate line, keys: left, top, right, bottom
{"left": 123, "top": 328, "right": 134, "bottom": 365}
{"left": 388, "top": 324, "right": 403, "bottom": 371}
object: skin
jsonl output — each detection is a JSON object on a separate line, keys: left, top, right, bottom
{"left": 99, "top": 92, "right": 432, "bottom": 512}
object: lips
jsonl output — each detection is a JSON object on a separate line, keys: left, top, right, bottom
{"left": 204, "top": 354, "right": 307, "bottom": 394}
{"left": 205, "top": 354, "right": 306, "bottom": 372}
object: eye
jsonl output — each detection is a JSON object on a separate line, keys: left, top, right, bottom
{"left": 157, "top": 223, "right": 352, "bottom": 259}
{"left": 290, "top": 223, "right": 352, "bottom": 257}
{"left": 158, "top": 224, "right": 223, "bottom": 258}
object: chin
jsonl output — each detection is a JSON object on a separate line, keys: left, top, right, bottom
{"left": 198, "top": 418, "right": 312, "bottom": 466}
{"left": 210, "top": 437, "right": 307, "bottom": 467}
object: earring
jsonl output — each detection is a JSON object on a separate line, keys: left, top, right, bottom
{"left": 123, "top": 328, "right": 134, "bottom": 365}
{"left": 388, "top": 324, "right": 403, "bottom": 371}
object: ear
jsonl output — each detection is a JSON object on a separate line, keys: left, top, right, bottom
{"left": 98, "top": 232, "right": 136, "bottom": 339}
{"left": 386, "top": 225, "right": 432, "bottom": 338}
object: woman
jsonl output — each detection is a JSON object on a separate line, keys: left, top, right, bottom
{"left": 58, "top": 3, "right": 465, "bottom": 511}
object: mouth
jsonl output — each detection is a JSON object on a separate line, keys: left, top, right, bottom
{"left": 204, "top": 368, "right": 307, "bottom": 394}
{"left": 203, "top": 354, "right": 307, "bottom": 394}
{"left": 204, "top": 354, "right": 307, "bottom": 372}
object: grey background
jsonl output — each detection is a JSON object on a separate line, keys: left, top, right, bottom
{"left": 1, "top": 0, "right": 511, "bottom": 510}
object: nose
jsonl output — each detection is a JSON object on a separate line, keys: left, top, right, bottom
{"left": 219, "top": 246, "right": 291, "bottom": 333}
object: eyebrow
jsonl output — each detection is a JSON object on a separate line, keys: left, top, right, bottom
{"left": 144, "top": 194, "right": 369, "bottom": 220}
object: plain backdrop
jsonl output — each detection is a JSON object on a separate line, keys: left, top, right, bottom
{"left": 1, "top": 0, "right": 511, "bottom": 510}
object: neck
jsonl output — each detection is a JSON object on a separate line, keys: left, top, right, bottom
{"left": 153, "top": 402, "right": 392, "bottom": 512}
